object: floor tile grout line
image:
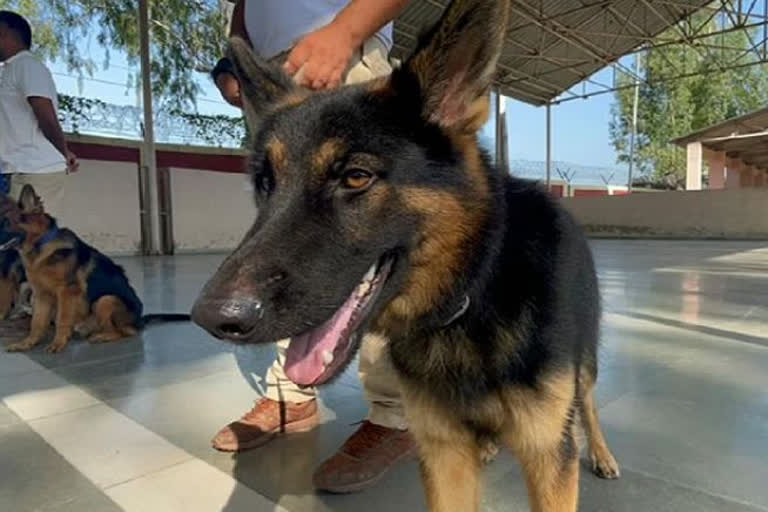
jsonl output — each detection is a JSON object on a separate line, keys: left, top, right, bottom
{"left": 0, "top": 348, "right": 143, "bottom": 380}
{"left": 100, "top": 456, "right": 195, "bottom": 491}
{"left": 610, "top": 311, "right": 768, "bottom": 351}
{"left": 22, "top": 401, "right": 103, "bottom": 424}
{"left": 620, "top": 465, "right": 768, "bottom": 512}
{"left": 3, "top": 352, "right": 289, "bottom": 512}
{"left": 100, "top": 367, "right": 243, "bottom": 405}
{"left": 43, "top": 350, "right": 145, "bottom": 372}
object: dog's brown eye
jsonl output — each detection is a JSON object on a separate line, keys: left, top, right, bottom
{"left": 342, "top": 169, "right": 374, "bottom": 190}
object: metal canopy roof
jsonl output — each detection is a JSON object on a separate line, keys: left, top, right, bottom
{"left": 672, "top": 107, "right": 768, "bottom": 171}
{"left": 392, "top": 0, "right": 714, "bottom": 105}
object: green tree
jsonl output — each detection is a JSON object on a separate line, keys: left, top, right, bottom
{"left": 0, "top": 0, "right": 229, "bottom": 108}
{"left": 610, "top": 13, "right": 768, "bottom": 189}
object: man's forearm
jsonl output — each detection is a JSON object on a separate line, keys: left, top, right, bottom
{"left": 38, "top": 118, "right": 68, "bottom": 157}
{"left": 27, "top": 97, "right": 69, "bottom": 158}
{"left": 330, "top": 0, "right": 410, "bottom": 48}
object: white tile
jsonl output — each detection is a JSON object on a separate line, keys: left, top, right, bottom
{"left": 0, "top": 365, "right": 99, "bottom": 421}
{"left": 28, "top": 403, "right": 191, "bottom": 488}
{"left": 105, "top": 458, "right": 287, "bottom": 512}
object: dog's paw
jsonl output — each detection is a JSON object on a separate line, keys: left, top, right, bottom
{"left": 590, "top": 450, "right": 621, "bottom": 479}
{"left": 88, "top": 332, "right": 122, "bottom": 344}
{"left": 6, "top": 342, "right": 32, "bottom": 352}
{"left": 45, "top": 341, "right": 67, "bottom": 354}
{"left": 479, "top": 440, "right": 499, "bottom": 465}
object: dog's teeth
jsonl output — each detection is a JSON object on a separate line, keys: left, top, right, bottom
{"left": 356, "top": 263, "right": 378, "bottom": 298}
{"left": 322, "top": 350, "right": 333, "bottom": 365}
{"left": 363, "top": 263, "right": 377, "bottom": 282}
{"left": 357, "top": 280, "right": 371, "bottom": 298}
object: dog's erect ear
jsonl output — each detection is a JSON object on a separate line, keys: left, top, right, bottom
{"left": 18, "top": 185, "right": 43, "bottom": 213}
{"left": 399, "top": 0, "right": 509, "bottom": 133}
{"left": 227, "top": 37, "right": 304, "bottom": 130}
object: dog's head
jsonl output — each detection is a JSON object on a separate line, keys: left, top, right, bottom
{"left": 0, "top": 185, "right": 49, "bottom": 251}
{"left": 193, "top": 0, "right": 509, "bottom": 386}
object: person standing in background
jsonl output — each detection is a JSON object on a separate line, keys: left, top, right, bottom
{"left": 0, "top": 10, "right": 78, "bottom": 217}
{"left": 211, "top": 57, "right": 243, "bottom": 108}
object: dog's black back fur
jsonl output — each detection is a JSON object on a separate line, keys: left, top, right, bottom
{"left": 74, "top": 233, "right": 144, "bottom": 320}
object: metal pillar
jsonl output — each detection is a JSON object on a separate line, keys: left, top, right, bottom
{"left": 685, "top": 142, "right": 703, "bottom": 190}
{"left": 627, "top": 53, "right": 641, "bottom": 192}
{"left": 499, "top": 108, "right": 509, "bottom": 172}
{"left": 139, "top": 0, "right": 162, "bottom": 255}
{"left": 494, "top": 92, "right": 501, "bottom": 166}
{"left": 546, "top": 103, "right": 552, "bottom": 190}
{"left": 158, "top": 167, "right": 175, "bottom": 254}
{"left": 494, "top": 92, "right": 508, "bottom": 171}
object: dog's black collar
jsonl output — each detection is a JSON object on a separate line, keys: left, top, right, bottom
{"left": 35, "top": 227, "right": 59, "bottom": 249}
{"left": 442, "top": 295, "right": 470, "bottom": 327}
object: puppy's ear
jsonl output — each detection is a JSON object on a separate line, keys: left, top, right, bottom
{"left": 397, "top": 0, "right": 509, "bottom": 133}
{"left": 18, "top": 185, "right": 43, "bottom": 213}
{"left": 227, "top": 37, "right": 308, "bottom": 130}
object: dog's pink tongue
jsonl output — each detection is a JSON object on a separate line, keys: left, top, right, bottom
{"left": 284, "top": 294, "right": 358, "bottom": 386}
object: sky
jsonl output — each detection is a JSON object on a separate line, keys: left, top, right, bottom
{"left": 46, "top": 30, "right": 627, "bottom": 171}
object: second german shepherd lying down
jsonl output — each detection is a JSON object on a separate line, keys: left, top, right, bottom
{"left": 193, "top": 0, "right": 619, "bottom": 510}
{"left": 0, "top": 185, "right": 187, "bottom": 353}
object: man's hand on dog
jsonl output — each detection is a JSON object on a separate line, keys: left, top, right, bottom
{"left": 283, "top": 23, "right": 356, "bottom": 90}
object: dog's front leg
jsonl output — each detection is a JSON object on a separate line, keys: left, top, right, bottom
{"left": 416, "top": 429, "right": 482, "bottom": 512}
{"left": 502, "top": 373, "right": 581, "bottom": 512}
{"left": 403, "top": 389, "right": 482, "bottom": 512}
{"left": 515, "top": 444, "right": 580, "bottom": 512}
{"left": 45, "top": 286, "right": 82, "bottom": 353}
{"left": 7, "top": 292, "right": 53, "bottom": 352}
{"left": 0, "top": 277, "right": 16, "bottom": 319}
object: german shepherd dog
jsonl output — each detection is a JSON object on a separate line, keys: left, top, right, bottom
{"left": 0, "top": 185, "right": 188, "bottom": 353}
{"left": 193, "top": 0, "right": 620, "bottom": 509}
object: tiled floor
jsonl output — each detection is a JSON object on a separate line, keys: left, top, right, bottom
{"left": 0, "top": 240, "right": 767, "bottom": 512}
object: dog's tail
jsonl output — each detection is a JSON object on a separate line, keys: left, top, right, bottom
{"left": 140, "top": 313, "right": 191, "bottom": 327}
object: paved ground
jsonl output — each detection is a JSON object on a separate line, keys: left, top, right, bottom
{"left": 0, "top": 240, "right": 766, "bottom": 511}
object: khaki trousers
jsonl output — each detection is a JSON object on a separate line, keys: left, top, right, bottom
{"left": 10, "top": 172, "right": 66, "bottom": 218}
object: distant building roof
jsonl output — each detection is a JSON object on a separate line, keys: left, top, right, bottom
{"left": 671, "top": 107, "right": 768, "bottom": 171}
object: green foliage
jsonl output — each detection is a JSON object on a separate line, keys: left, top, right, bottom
{"left": 610, "top": 13, "right": 768, "bottom": 188}
{"left": 57, "top": 94, "right": 101, "bottom": 134}
{"left": 167, "top": 107, "right": 249, "bottom": 147}
{"left": 0, "top": 0, "right": 228, "bottom": 109}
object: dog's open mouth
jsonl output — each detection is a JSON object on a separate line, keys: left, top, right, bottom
{"left": 284, "top": 256, "right": 394, "bottom": 386}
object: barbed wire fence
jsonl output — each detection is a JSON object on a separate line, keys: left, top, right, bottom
{"left": 58, "top": 94, "right": 247, "bottom": 148}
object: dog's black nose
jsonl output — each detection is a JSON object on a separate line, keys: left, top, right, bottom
{"left": 191, "top": 296, "right": 263, "bottom": 341}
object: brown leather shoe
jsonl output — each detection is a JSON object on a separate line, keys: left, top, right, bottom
{"left": 212, "top": 398, "right": 319, "bottom": 452}
{"left": 313, "top": 421, "right": 417, "bottom": 493}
